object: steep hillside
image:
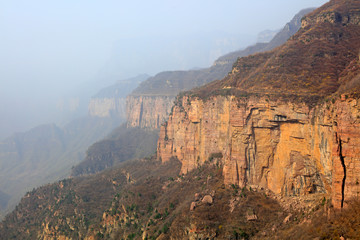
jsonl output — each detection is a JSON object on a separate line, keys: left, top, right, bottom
{"left": 256, "top": 29, "right": 279, "bottom": 43}
{"left": 71, "top": 124, "right": 159, "bottom": 176}
{"left": 0, "top": 157, "right": 297, "bottom": 239}
{"left": 214, "top": 8, "right": 315, "bottom": 67}
{"left": 126, "top": 8, "right": 313, "bottom": 129}
{"left": 158, "top": 0, "right": 360, "bottom": 209}
{"left": 194, "top": 4, "right": 360, "bottom": 97}
{"left": 3, "top": 156, "right": 360, "bottom": 239}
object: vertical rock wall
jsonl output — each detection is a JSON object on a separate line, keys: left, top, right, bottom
{"left": 88, "top": 97, "right": 126, "bottom": 119}
{"left": 157, "top": 95, "right": 360, "bottom": 208}
{"left": 126, "top": 95, "right": 175, "bottom": 129}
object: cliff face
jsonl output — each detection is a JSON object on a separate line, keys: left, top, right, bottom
{"left": 157, "top": 95, "right": 360, "bottom": 208}
{"left": 89, "top": 74, "right": 149, "bottom": 119}
{"left": 88, "top": 97, "right": 126, "bottom": 118}
{"left": 126, "top": 95, "right": 175, "bottom": 129}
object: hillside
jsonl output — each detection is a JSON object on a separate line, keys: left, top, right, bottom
{"left": 193, "top": 2, "right": 360, "bottom": 98}
{"left": 3, "top": 157, "right": 360, "bottom": 239}
{"left": 0, "top": 157, "right": 315, "bottom": 239}
{"left": 71, "top": 124, "right": 159, "bottom": 176}
{"left": 214, "top": 8, "right": 315, "bottom": 67}
{"left": 132, "top": 8, "right": 315, "bottom": 97}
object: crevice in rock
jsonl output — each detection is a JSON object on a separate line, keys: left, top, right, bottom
{"left": 338, "top": 136, "right": 347, "bottom": 208}
{"left": 235, "top": 160, "right": 240, "bottom": 186}
{"left": 139, "top": 101, "right": 144, "bottom": 127}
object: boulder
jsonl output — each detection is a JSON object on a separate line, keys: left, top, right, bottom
{"left": 202, "top": 195, "right": 213, "bottom": 204}
{"left": 190, "top": 202, "right": 197, "bottom": 211}
{"left": 194, "top": 193, "right": 201, "bottom": 201}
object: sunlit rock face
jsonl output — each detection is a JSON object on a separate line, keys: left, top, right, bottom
{"left": 157, "top": 95, "right": 360, "bottom": 209}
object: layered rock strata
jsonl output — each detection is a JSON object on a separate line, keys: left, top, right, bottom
{"left": 157, "top": 95, "right": 360, "bottom": 208}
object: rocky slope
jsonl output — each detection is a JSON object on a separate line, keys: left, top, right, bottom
{"left": 3, "top": 156, "right": 360, "bottom": 239}
{"left": 157, "top": 0, "right": 360, "bottom": 209}
{"left": 0, "top": 157, "right": 311, "bottom": 239}
{"left": 126, "top": 8, "right": 313, "bottom": 129}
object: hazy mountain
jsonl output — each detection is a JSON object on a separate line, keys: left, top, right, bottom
{"left": 215, "top": 8, "right": 315, "bottom": 65}
{"left": 256, "top": 29, "right": 280, "bottom": 43}
{"left": 0, "top": 74, "right": 148, "bottom": 218}
{"left": 4, "top": 1, "right": 360, "bottom": 239}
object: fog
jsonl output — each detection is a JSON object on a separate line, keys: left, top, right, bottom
{"left": 0, "top": 0, "right": 328, "bottom": 139}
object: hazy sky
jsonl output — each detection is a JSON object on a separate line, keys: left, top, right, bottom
{"left": 0, "top": 0, "right": 328, "bottom": 138}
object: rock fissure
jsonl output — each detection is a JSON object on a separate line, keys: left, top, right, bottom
{"left": 338, "top": 136, "right": 347, "bottom": 208}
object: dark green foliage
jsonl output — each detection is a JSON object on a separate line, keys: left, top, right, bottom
{"left": 208, "top": 152, "right": 223, "bottom": 162}
{"left": 154, "top": 213, "right": 162, "bottom": 219}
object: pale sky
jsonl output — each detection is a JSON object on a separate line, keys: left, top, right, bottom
{"left": 0, "top": 0, "right": 329, "bottom": 138}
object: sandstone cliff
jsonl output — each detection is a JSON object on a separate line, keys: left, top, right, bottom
{"left": 157, "top": 0, "right": 360, "bottom": 209}
{"left": 126, "top": 95, "right": 175, "bottom": 129}
{"left": 157, "top": 95, "right": 360, "bottom": 209}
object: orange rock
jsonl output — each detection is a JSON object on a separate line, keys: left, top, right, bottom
{"left": 157, "top": 95, "right": 360, "bottom": 209}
